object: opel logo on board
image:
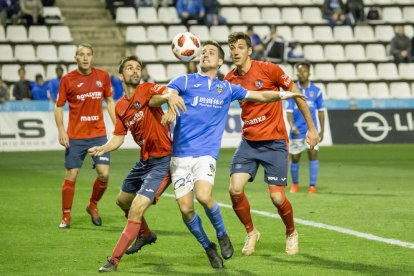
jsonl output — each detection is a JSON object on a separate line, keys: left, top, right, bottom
{"left": 353, "top": 112, "right": 392, "bottom": 142}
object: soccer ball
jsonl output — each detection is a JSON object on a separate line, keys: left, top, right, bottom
{"left": 171, "top": 32, "right": 201, "bottom": 62}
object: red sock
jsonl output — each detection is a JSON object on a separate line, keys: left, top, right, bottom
{"left": 269, "top": 186, "right": 295, "bottom": 235}
{"left": 62, "top": 179, "right": 75, "bottom": 217}
{"left": 111, "top": 220, "right": 141, "bottom": 264}
{"left": 90, "top": 177, "right": 108, "bottom": 206}
{"left": 230, "top": 192, "right": 254, "bottom": 233}
{"left": 139, "top": 217, "right": 151, "bottom": 237}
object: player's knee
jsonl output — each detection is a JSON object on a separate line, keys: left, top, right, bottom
{"left": 96, "top": 173, "right": 109, "bottom": 182}
{"left": 65, "top": 168, "right": 79, "bottom": 181}
{"left": 270, "top": 192, "right": 285, "bottom": 206}
{"left": 195, "top": 193, "right": 213, "bottom": 207}
{"left": 229, "top": 184, "right": 243, "bottom": 195}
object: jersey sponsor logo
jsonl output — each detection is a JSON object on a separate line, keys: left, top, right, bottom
{"left": 76, "top": 91, "right": 102, "bottom": 101}
{"left": 216, "top": 83, "right": 224, "bottom": 94}
{"left": 281, "top": 74, "right": 292, "bottom": 87}
{"left": 190, "top": 96, "right": 224, "bottom": 108}
{"left": 99, "top": 156, "right": 109, "bottom": 161}
{"left": 80, "top": 115, "right": 99, "bottom": 121}
{"left": 96, "top": 81, "right": 103, "bottom": 88}
{"left": 234, "top": 164, "right": 242, "bottom": 169}
{"left": 244, "top": 115, "right": 266, "bottom": 126}
{"left": 254, "top": 80, "right": 263, "bottom": 89}
{"left": 134, "top": 101, "right": 141, "bottom": 109}
{"left": 153, "top": 84, "right": 165, "bottom": 93}
{"left": 267, "top": 176, "right": 278, "bottom": 181}
{"left": 353, "top": 111, "right": 392, "bottom": 142}
{"left": 125, "top": 111, "right": 144, "bottom": 128}
{"left": 77, "top": 82, "right": 84, "bottom": 88}
{"left": 209, "top": 163, "right": 215, "bottom": 173}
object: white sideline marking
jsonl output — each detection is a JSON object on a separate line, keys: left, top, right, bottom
{"left": 163, "top": 193, "right": 414, "bottom": 250}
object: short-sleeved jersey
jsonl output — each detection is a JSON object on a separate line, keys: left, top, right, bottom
{"left": 114, "top": 82, "right": 171, "bottom": 161}
{"left": 285, "top": 81, "right": 325, "bottom": 139}
{"left": 56, "top": 68, "right": 112, "bottom": 139}
{"left": 224, "top": 60, "right": 293, "bottom": 141}
{"left": 168, "top": 73, "right": 248, "bottom": 159}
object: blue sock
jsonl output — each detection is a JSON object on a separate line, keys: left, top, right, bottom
{"left": 184, "top": 213, "right": 210, "bottom": 249}
{"left": 204, "top": 203, "right": 226, "bottom": 238}
{"left": 290, "top": 162, "right": 300, "bottom": 184}
{"left": 309, "top": 160, "right": 319, "bottom": 187}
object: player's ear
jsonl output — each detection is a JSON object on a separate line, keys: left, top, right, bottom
{"left": 218, "top": 58, "right": 224, "bottom": 67}
{"left": 248, "top": 47, "right": 253, "bottom": 56}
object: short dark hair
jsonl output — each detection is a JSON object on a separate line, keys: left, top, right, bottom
{"left": 118, "top": 55, "right": 143, "bottom": 74}
{"left": 203, "top": 40, "right": 225, "bottom": 60}
{"left": 295, "top": 61, "right": 311, "bottom": 70}
{"left": 228, "top": 32, "right": 252, "bottom": 49}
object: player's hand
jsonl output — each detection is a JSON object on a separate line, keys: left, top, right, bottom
{"left": 88, "top": 146, "right": 105, "bottom": 156}
{"left": 279, "top": 91, "right": 306, "bottom": 100}
{"left": 306, "top": 128, "right": 319, "bottom": 150}
{"left": 167, "top": 94, "right": 186, "bottom": 116}
{"left": 58, "top": 130, "right": 69, "bottom": 148}
{"left": 161, "top": 110, "right": 176, "bottom": 125}
{"left": 291, "top": 126, "right": 300, "bottom": 136}
{"left": 319, "top": 131, "right": 324, "bottom": 142}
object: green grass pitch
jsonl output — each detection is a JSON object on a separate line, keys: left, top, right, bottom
{"left": 0, "top": 145, "right": 413, "bottom": 275}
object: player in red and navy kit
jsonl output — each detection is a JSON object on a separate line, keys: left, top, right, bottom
{"left": 88, "top": 56, "right": 185, "bottom": 273}
{"left": 54, "top": 43, "right": 116, "bottom": 229}
{"left": 225, "top": 32, "right": 319, "bottom": 256}
{"left": 286, "top": 62, "right": 325, "bottom": 194}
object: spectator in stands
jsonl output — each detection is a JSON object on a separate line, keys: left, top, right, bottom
{"left": 13, "top": 67, "right": 31, "bottom": 101}
{"left": 322, "top": 0, "right": 346, "bottom": 28}
{"left": 140, "top": 65, "right": 154, "bottom": 83}
{"left": 19, "top": 0, "right": 45, "bottom": 26}
{"left": 411, "top": 35, "right": 414, "bottom": 59}
{"left": 48, "top": 65, "right": 64, "bottom": 102}
{"left": 390, "top": 25, "right": 411, "bottom": 64}
{"left": 42, "top": 0, "right": 54, "bottom": 6}
{"left": 186, "top": 61, "right": 198, "bottom": 73}
{"left": 263, "top": 25, "right": 287, "bottom": 62}
{"left": 0, "top": 77, "right": 10, "bottom": 104}
{"left": 247, "top": 25, "right": 265, "bottom": 61}
{"left": 345, "top": 0, "right": 365, "bottom": 25}
{"left": 110, "top": 75, "right": 124, "bottom": 101}
{"left": 176, "top": 0, "right": 205, "bottom": 27}
{"left": 31, "top": 73, "right": 49, "bottom": 100}
{"left": 202, "top": 0, "right": 226, "bottom": 27}
{"left": 106, "top": 0, "right": 134, "bottom": 19}
{"left": 0, "top": 0, "right": 20, "bottom": 25}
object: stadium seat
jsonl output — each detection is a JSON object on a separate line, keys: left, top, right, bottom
{"left": 46, "top": 64, "right": 67, "bottom": 80}
{"left": 314, "top": 64, "right": 336, "bottom": 81}
{"left": 146, "top": 64, "right": 167, "bottom": 82}
{"left": 221, "top": 8, "right": 241, "bottom": 24}
{"left": 241, "top": 7, "right": 262, "bottom": 24}
{"left": 345, "top": 45, "right": 365, "bottom": 61}
{"left": 354, "top": 26, "right": 374, "bottom": 42}
{"left": 303, "top": 45, "right": 324, "bottom": 62}
{"left": 382, "top": 7, "right": 403, "bottom": 23}
{"left": 25, "top": 64, "right": 45, "bottom": 81}
{"left": 168, "top": 25, "right": 188, "bottom": 40}
{"left": 14, "top": 45, "right": 37, "bottom": 62}
{"left": 0, "top": 26, "right": 5, "bottom": 42}
{"left": 292, "top": 26, "right": 313, "bottom": 43}
{"left": 313, "top": 26, "right": 334, "bottom": 42}
{"left": 252, "top": 26, "right": 268, "bottom": 39}
{"left": 324, "top": 45, "right": 345, "bottom": 61}
{"left": 0, "top": 45, "right": 14, "bottom": 62}
{"left": 37, "top": 45, "right": 58, "bottom": 62}
{"left": 231, "top": 25, "right": 247, "bottom": 34}
{"left": 365, "top": 44, "right": 390, "bottom": 62}
{"left": 135, "top": 45, "right": 157, "bottom": 62}
{"left": 333, "top": 26, "right": 354, "bottom": 42}
{"left": 261, "top": 7, "right": 281, "bottom": 24}
{"left": 157, "top": 45, "right": 176, "bottom": 62}
{"left": 67, "top": 64, "right": 77, "bottom": 72}
{"left": 115, "top": 7, "right": 137, "bottom": 24}
{"left": 252, "top": 0, "right": 273, "bottom": 5}
{"left": 336, "top": 63, "right": 357, "bottom": 80}
{"left": 281, "top": 8, "right": 302, "bottom": 24}
{"left": 399, "top": 63, "right": 414, "bottom": 80}
{"left": 219, "top": 63, "right": 230, "bottom": 77}
{"left": 137, "top": 7, "right": 158, "bottom": 23}
{"left": 403, "top": 7, "right": 414, "bottom": 23}
{"left": 377, "top": 63, "right": 399, "bottom": 80}
{"left": 356, "top": 63, "right": 377, "bottom": 80}
{"left": 189, "top": 25, "right": 210, "bottom": 41}
{"left": 166, "top": 64, "right": 187, "bottom": 80}
{"left": 28, "top": 26, "right": 50, "bottom": 43}
{"left": 374, "top": 25, "right": 394, "bottom": 42}
{"left": 43, "top": 6, "right": 63, "bottom": 23}
{"left": 404, "top": 25, "right": 414, "bottom": 38}
{"left": 58, "top": 45, "right": 77, "bottom": 62}
{"left": 146, "top": 26, "right": 168, "bottom": 43}
{"left": 50, "top": 26, "right": 72, "bottom": 42}
{"left": 302, "top": 7, "right": 324, "bottom": 24}
{"left": 277, "top": 26, "right": 292, "bottom": 41}
{"left": 326, "top": 83, "right": 348, "bottom": 99}
{"left": 158, "top": 7, "right": 180, "bottom": 24}
{"left": 313, "top": 83, "right": 326, "bottom": 97}
{"left": 210, "top": 26, "right": 230, "bottom": 43}
{"left": 221, "top": 44, "right": 232, "bottom": 62}
{"left": 369, "top": 82, "right": 390, "bottom": 99}
{"left": 389, "top": 82, "right": 412, "bottom": 98}
{"left": 125, "top": 26, "right": 147, "bottom": 43}
{"left": 279, "top": 63, "right": 293, "bottom": 78}
{"left": 348, "top": 83, "right": 369, "bottom": 99}
{"left": 6, "top": 25, "right": 28, "bottom": 42}
{"left": 1, "top": 64, "right": 20, "bottom": 82}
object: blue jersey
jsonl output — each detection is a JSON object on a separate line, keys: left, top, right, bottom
{"left": 285, "top": 81, "right": 325, "bottom": 139}
{"left": 48, "top": 77, "right": 60, "bottom": 102}
{"left": 168, "top": 73, "right": 248, "bottom": 159}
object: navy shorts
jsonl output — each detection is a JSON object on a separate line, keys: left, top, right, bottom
{"left": 230, "top": 139, "right": 288, "bottom": 186}
{"left": 121, "top": 155, "right": 171, "bottom": 203}
{"left": 65, "top": 136, "right": 110, "bottom": 169}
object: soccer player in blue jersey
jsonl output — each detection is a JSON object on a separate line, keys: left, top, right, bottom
{"left": 166, "top": 40, "right": 306, "bottom": 269}
{"left": 286, "top": 62, "right": 325, "bottom": 194}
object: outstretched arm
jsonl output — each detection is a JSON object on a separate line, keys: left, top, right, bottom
{"left": 148, "top": 88, "right": 186, "bottom": 116}
{"left": 244, "top": 90, "right": 306, "bottom": 103}
{"left": 88, "top": 134, "right": 125, "bottom": 156}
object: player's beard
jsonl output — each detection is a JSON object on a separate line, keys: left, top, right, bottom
{"left": 124, "top": 76, "right": 140, "bottom": 87}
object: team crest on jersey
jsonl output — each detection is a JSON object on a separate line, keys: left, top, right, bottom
{"left": 96, "top": 81, "right": 103, "bottom": 88}
{"left": 216, "top": 83, "right": 224, "bottom": 94}
{"left": 309, "top": 91, "right": 314, "bottom": 97}
{"left": 134, "top": 101, "right": 141, "bottom": 109}
{"left": 254, "top": 80, "right": 263, "bottom": 89}
{"left": 209, "top": 163, "right": 215, "bottom": 173}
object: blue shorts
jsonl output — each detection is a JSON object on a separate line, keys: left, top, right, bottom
{"left": 230, "top": 139, "right": 288, "bottom": 186}
{"left": 65, "top": 136, "right": 110, "bottom": 169}
{"left": 121, "top": 155, "right": 171, "bottom": 203}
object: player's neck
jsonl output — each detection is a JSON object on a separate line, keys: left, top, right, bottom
{"left": 200, "top": 68, "right": 218, "bottom": 81}
{"left": 123, "top": 85, "right": 134, "bottom": 100}
{"left": 77, "top": 67, "right": 92, "bottom": 75}
{"left": 299, "top": 81, "right": 309, "bottom": 88}
{"left": 236, "top": 59, "right": 252, "bottom": 76}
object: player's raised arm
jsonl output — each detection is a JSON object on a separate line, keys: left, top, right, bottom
{"left": 88, "top": 134, "right": 125, "bottom": 156}
{"left": 244, "top": 90, "right": 306, "bottom": 103}
{"left": 148, "top": 88, "right": 186, "bottom": 116}
{"left": 54, "top": 105, "right": 69, "bottom": 148}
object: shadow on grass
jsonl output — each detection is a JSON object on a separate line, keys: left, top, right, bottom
{"left": 324, "top": 192, "right": 397, "bottom": 197}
